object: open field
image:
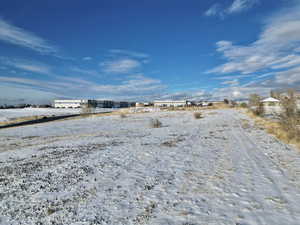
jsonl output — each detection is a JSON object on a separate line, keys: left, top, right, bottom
{"left": 0, "top": 108, "right": 115, "bottom": 122}
{"left": 0, "top": 109, "right": 299, "bottom": 225}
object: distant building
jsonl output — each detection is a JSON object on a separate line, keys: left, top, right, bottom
{"left": 54, "top": 99, "right": 90, "bottom": 108}
{"left": 153, "top": 100, "right": 187, "bottom": 107}
{"left": 96, "top": 100, "right": 114, "bottom": 108}
{"left": 113, "top": 101, "right": 130, "bottom": 108}
{"left": 261, "top": 97, "right": 281, "bottom": 115}
{"left": 135, "top": 102, "right": 145, "bottom": 107}
{"left": 54, "top": 99, "right": 133, "bottom": 108}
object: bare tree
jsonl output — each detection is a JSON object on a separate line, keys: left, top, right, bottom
{"left": 249, "top": 94, "right": 264, "bottom": 116}
{"left": 279, "top": 89, "right": 299, "bottom": 141}
{"left": 280, "top": 89, "right": 297, "bottom": 118}
{"left": 249, "top": 94, "right": 261, "bottom": 107}
{"left": 270, "top": 90, "right": 281, "bottom": 99}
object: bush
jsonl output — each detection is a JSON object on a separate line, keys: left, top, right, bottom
{"left": 150, "top": 118, "right": 162, "bottom": 128}
{"left": 120, "top": 113, "right": 127, "bottom": 118}
{"left": 240, "top": 102, "right": 248, "bottom": 108}
{"left": 280, "top": 116, "right": 300, "bottom": 141}
{"left": 253, "top": 103, "right": 264, "bottom": 116}
{"left": 193, "top": 112, "right": 202, "bottom": 119}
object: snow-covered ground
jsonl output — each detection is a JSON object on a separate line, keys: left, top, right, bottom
{"left": 0, "top": 109, "right": 299, "bottom": 225}
{"left": 0, "top": 108, "right": 114, "bottom": 122}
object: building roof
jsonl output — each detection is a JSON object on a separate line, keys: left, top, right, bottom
{"left": 153, "top": 100, "right": 187, "bottom": 103}
{"left": 262, "top": 97, "right": 280, "bottom": 102}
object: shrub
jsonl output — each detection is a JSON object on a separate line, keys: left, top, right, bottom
{"left": 280, "top": 116, "right": 300, "bottom": 141}
{"left": 253, "top": 103, "right": 264, "bottom": 116}
{"left": 150, "top": 118, "right": 162, "bottom": 128}
{"left": 193, "top": 112, "right": 202, "bottom": 119}
{"left": 240, "top": 102, "right": 248, "bottom": 108}
{"left": 119, "top": 113, "right": 127, "bottom": 118}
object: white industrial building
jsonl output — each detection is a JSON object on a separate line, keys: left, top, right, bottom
{"left": 54, "top": 100, "right": 90, "bottom": 108}
{"left": 54, "top": 99, "right": 132, "bottom": 108}
{"left": 153, "top": 100, "right": 187, "bottom": 107}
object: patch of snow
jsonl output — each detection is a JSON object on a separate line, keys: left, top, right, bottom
{"left": 0, "top": 109, "right": 299, "bottom": 225}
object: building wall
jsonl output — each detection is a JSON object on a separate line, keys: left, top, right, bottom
{"left": 153, "top": 101, "right": 187, "bottom": 107}
{"left": 54, "top": 100, "right": 88, "bottom": 108}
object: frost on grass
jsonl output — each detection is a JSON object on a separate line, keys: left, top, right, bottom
{"left": 0, "top": 109, "right": 300, "bottom": 225}
{"left": 193, "top": 112, "right": 202, "bottom": 119}
{"left": 149, "top": 118, "right": 162, "bottom": 128}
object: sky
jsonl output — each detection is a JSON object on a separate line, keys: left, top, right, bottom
{"left": 0, "top": 0, "right": 300, "bottom": 104}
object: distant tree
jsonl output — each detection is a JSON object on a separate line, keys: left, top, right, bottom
{"left": 281, "top": 89, "right": 297, "bottom": 118}
{"left": 224, "top": 99, "right": 229, "bottom": 104}
{"left": 249, "top": 94, "right": 261, "bottom": 107}
{"left": 249, "top": 94, "right": 264, "bottom": 116}
{"left": 270, "top": 90, "right": 280, "bottom": 99}
{"left": 240, "top": 102, "right": 248, "bottom": 108}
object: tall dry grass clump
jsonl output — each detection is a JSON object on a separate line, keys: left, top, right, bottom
{"left": 150, "top": 118, "right": 162, "bottom": 128}
{"left": 247, "top": 90, "right": 300, "bottom": 149}
{"left": 119, "top": 113, "right": 127, "bottom": 118}
{"left": 279, "top": 89, "right": 300, "bottom": 143}
{"left": 193, "top": 112, "right": 202, "bottom": 119}
{"left": 249, "top": 94, "right": 264, "bottom": 116}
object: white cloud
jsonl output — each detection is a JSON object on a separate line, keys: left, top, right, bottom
{"left": 82, "top": 57, "right": 92, "bottom": 61}
{"left": 1, "top": 58, "right": 52, "bottom": 75}
{"left": 204, "top": 4, "right": 224, "bottom": 18}
{"left": 0, "top": 73, "right": 167, "bottom": 104}
{"left": 214, "top": 74, "right": 250, "bottom": 80}
{"left": 109, "top": 49, "right": 149, "bottom": 59}
{"left": 0, "top": 18, "right": 58, "bottom": 54}
{"left": 100, "top": 58, "right": 141, "bottom": 74}
{"left": 204, "top": 0, "right": 258, "bottom": 18}
{"left": 209, "top": 3, "right": 300, "bottom": 99}
{"left": 71, "top": 67, "right": 100, "bottom": 77}
{"left": 221, "top": 79, "right": 239, "bottom": 86}
{"left": 227, "top": 0, "right": 258, "bottom": 14}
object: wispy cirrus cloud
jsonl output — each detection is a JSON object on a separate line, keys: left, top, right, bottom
{"left": 100, "top": 58, "right": 141, "bottom": 74}
{"left": 0, "top": 18, "right": 58, "bottom": 54}
{"left": 204, "top": 0, "right": 259, "bottom": 18}
{"left": 0, "top": 73, "right": 166, "bottom": 104}
{"left": 1, "top": 57, "right": 52, "bottom": 75}
{"left": 204, "top": 3, "right": 224, "bottom": 18}
{"left": 82, "top": 56, "right": 92, "bottom": 61}
{"left": 227, "top": 0, "right": 259, "bottom": 14}
{"left": 208, "top": 3, "right": 300, "bottom": 98}
{"left": 109, "top": 49, "right": 149, "bottom": 59}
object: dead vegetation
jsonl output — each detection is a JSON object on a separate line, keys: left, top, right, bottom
{"left": 161, "top": 135, "right": 186, "bottom": 147}
{"left": 247, "top": 110, "right": 300, "bottom": 150}
{"left": 249, "top": 94, "right": 264, "bottom": 116}
{"left": 119, "top": 113, "right": 127, "bottom": 118}
{"left": 245, "top": 89, "right": 300, "bottom": 150}
{"left": 150, "top": 118, "right": 162, "bottom": 128}
{"left": 279, "top": 89, "right": 300, "bottom": 143}
{"left": 193, "top": 112, "right": 202, "bottom": 119}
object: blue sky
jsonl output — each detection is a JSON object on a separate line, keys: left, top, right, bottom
{"left": 0, "top": 0, "right": 300, "bottom": 104}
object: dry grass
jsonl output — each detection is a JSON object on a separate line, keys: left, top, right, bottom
{"left": 150, "top": 118, "right": 162, "bottom": 128}
{"left": 0, "top": 115, "right": 45, "bottom": 126}
{"left": 246, "top": 110, "right": 300, "bottom": 150}
{"left": 119, "top": 113, "right": 127, "bottom": 118}
{"left": 193, "top": 112, "right": 202, "bottom": 119}
{"left": 241, "top": 119, "right": 251, "bottom": 129}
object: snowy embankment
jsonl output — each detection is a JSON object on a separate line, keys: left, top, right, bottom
{"left": 0, "top": 108, "right": 114, "bottom": 122}
{"left": 0, "top": 109, "right": 299, "bottom": 225}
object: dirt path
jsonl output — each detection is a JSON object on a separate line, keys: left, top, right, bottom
{"left": 0, "top": 109, "right": 299, "bottom": 225}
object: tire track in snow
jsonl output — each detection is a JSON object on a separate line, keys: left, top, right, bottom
{"left": 226, "top": 110, "right": 300, "bottom": 225}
